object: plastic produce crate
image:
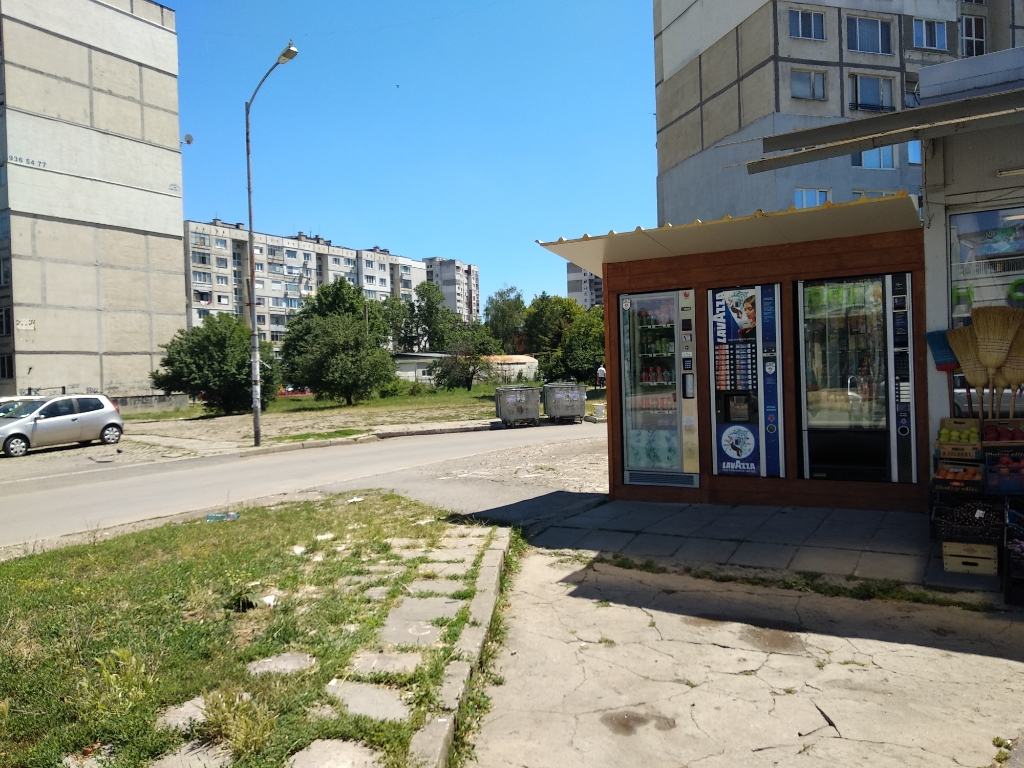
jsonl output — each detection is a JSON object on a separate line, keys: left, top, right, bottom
{"left": 929, "top": 493, "right": 1005, "bottom": 544}
{"left": 984, "top": 451, "right": 1024, "bottom": 495}
{"left": 931, "top": 460, "right": 984, "bottom": 495}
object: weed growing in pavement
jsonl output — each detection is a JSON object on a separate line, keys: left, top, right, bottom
{"left": 596, "top": 600, "right": 611, "bottom": 608}
{"left": 994, "top": 737, "right": 1013, "bottom": 749}
{"left": 272, "top": 428, "right": 367, "bottom": 443}
{"left": 598, "top": 554, "right": 668, "bottom": 574}
{"left": 449, "top": 528, "right": 527, "bottom": 768}
{"left": 783, "top": 688, "right": 797, "bottom": 695}
{"left": 201, "top": 687, "right": 275, "bottom": 759}
{"left": 996, "top": 749, "right": 1012, "bottom": 763}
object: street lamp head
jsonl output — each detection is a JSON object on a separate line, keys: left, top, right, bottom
{"left": 278, "top": 41, "right": 298, "bottom": 64}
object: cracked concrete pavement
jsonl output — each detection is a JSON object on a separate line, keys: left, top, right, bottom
{"left": 473, "top": 552, "right": 1024, "bottom": 768}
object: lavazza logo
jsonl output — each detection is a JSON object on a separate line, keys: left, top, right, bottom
{"left": 720, "top": 425, "right": 756, "bottom": 472}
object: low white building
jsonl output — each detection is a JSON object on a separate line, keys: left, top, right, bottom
{"left": 485, "top": 355, "right": 539, "bottom": 383}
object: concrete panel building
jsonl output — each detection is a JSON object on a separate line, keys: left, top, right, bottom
{"left": 654, "top": 0, "right": 1019, "bottom": 227}
{"left": 0, "top": 0, "right": 184, "bottom": 398}
{"left": 184, "top": 221, "right": 434, "bottom": 358}
{"left": 567, "top": 262, "right": 604, "bottom": 310}
{"left": 423, "top": 257, "right": 481, "bottom": 322}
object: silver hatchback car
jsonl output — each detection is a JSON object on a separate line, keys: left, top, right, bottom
{"left": 0, "top": 395, "right": 124, "bottom": 457}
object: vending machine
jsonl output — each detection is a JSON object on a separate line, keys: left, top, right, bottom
{"left": 707, "top": 284, "right": 785, "bottom": 477}
{"left": 619, "top": 290, "right": 700, "bottom": 487}
{"left": 797, "top": 273, "right": 917, "bottom": 483}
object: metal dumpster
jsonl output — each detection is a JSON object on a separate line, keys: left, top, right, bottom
{"left": 495, "top": 386, "right": 541, "bottom": 427}
{"left": 543, "top": 382, "right": 587, "bottom": 423}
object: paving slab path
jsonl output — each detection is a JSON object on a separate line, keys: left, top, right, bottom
{"left": 473, "top": 551, "right": 1024, "bottom": 768}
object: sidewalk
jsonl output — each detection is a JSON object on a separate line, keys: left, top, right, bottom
{"left": 528, "top": 500, "right": 1002, "bottom": 597}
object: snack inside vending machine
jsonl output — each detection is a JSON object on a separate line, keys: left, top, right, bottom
{"left": 619, "top": 290, "right": 700, "bottom": 487}
{"left": 707, "top": 284, "right": 785, "bottom": 477}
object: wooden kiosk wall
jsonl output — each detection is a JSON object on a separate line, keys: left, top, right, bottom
{"left": 603, "top": 229, "right": 929, "bottom": 512}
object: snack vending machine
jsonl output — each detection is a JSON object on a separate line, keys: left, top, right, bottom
{"left": 707, "top": 284, "right": 785, "bottom": 477}
{"left": 798, "top": 274, "right": 917, "bottom": 483}
{"left": 619, "top": 290, "right": 700, "bottom": 487}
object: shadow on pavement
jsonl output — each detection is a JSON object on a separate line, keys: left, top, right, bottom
{"left": 558, "top": 561, "right": 1024, "bottom": 664}
{"left": 460, "top": 490, "right": 606, "bottom": 527}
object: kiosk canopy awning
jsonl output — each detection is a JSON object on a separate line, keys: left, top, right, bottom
{"left": 537, "top": 194, "right": 921, "bottom": 276}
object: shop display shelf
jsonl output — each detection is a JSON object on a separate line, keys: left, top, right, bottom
{"left": 930, "top": 493, "right": 1005, "bottom": 544}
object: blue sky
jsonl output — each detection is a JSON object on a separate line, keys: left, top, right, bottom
{"left": 176, "top": 0, "right": 655, "bottom": 304}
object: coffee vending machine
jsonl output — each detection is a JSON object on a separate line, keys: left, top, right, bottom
{"left": 707, "top": 284, "right": 785, "bottom": 477}
{"left": 620, "top": 290, "right": 700, "bottom": 487}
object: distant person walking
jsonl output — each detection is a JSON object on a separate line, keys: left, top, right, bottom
{"left": 596, "top": 363, "right": 606, "bottom": 388}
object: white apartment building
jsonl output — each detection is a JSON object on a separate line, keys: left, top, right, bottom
{"left": 567, "top": 262, "right": 604, "bottom": 310}
{"left": 423, "top": 257, "right": 481, "bottom": 322}
{"left": 0, "top": 0, "right": 185, "bottom": 398}
{"left": 184, "top": 222, "right": 432, "bottom": 357}
{"left": 655, "top": 0, "right": 1018, "bottom": 226}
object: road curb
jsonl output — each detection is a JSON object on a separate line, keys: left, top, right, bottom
{"left": 410, "top": 526, "right": 512, "bottom": 768}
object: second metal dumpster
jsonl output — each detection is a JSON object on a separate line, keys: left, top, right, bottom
{"left": 543, "top": 382, "right": 587, "bottom": 423}
{"left": 495, "top": 386, "right": 542, "bottom": 427}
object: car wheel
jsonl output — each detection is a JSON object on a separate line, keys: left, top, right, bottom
{"left": 3, "top": 435, "right": 29, "bottom": 458}
{"left": 100, "top": 425, "right": 122, "bottom": 445}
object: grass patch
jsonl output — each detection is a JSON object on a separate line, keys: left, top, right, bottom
{"left": 0, "top": 490, "right": 472, "bottom": 768}
{"left": 449, "top": 529, "right": 527, "bottom": 768}
{"left": 272, "top": 428, "right": 368, "bottom": 443}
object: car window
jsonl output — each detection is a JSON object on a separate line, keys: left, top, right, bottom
{"left": 0, "top": 401, "right": 31, "bottom": 416}
{"left": 39, "top": 399, "right": 75, "bottom": 418}
{"left": 4, "top": 401, "right": 44, "bottom": 419}
{"left": 76, "top": 397, "right": 104, "bottom": 413}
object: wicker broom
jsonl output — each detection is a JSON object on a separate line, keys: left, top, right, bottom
{"left": 1000, "top": 330, "right": 1024, "bottom": 418}
{"left": 947, "top": 326, "right": 989, "bottom": 420}
{"left": 972, "top": 307, "right": 1024, "bottom": 418}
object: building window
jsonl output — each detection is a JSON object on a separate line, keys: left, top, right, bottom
{"left": 193, "top": 290, "right": 212, "bottom": 303}
{"left": 286, "top": 265, "right": 300, "bottom": 275}
{"left": 256, "top": 314, "right": 267, "bottom": 325}
{"left": 268, "top": 263, "right": 284, "bottom": 274}
{"left": 190, "top": 232, "right": 211, "bottom": 247}
{"left": 332, "top": 257, "right": 341, "bottom": 266}
{"left": 379, "top": 278, "right": 387, "bottom": 288}
{"left": 791, "top": 70, "right": 826, "bottom": 100}
{"left": 271, "top": 297, "right": 285, "bottom": 307}
{"left": 401, "top": 279, "right": 413, "bottom": 289}
{"left": 0, "top": 353, "right": 12, "bottom": 379}
{"left": 233, "top": 270, "right": 242, "bottom": 284}
{"left": 0, "top": 257, "right": 10, "bottom": 286}
{"left": 794, "top": 189, "right": 829, "bottom": 209}
{"left": 913, "top": 18, "right": 947, "bottom": 50}
{"left": 286, "top": 250, "right": 298, "bottom": 260}
{"left": 401, "top": 292, "right": 413, "bottom": 301}
{"left": 214, "top": 238, "right": 227, "bottom": 249}
{"left": 789, "top": 10, "right": 825, "bottom": 40}
{"left": 271, "top": 330, "right": 285, "bottom": 342}
{"left": 286, "top": 298, "right": 301, "bottom": 309}
{"left": 847, "top": 16, "right": 892, "bottom": 54}
{"left": 908, "top": 140, "right": 922, "bottom": 165}
{"left": 285, "top": 282, "right": 299, "bottom": 292}
{"left": 197, "top": 309, "right": 211, "bottom": 319}
{"left": 852, "top": 146, "right": 895, "bottom": 168}
{"left": 0, "top": 307, "right": 10, "bottom": 336}
{"left": 303, "top": 252, "right": 312, "bottom": 262}
{"left": 950, "top": 207, "right": 1024, "bottom": 325}
{"left": 215, "top": 257, "right": 228, "bottom": 269}
{"left": 378, "top": 263, "right": 387, "bottom": 271}
{"left": 234, "top": 288, "right": 242, "bottom": 302}
{"left": 254, "top": 246, "right": 264, "bottom": 255}
{"left": 303, "top": 284, "right": 313, "bottom": 293}
{"left": 192, "top": 271, "right": 212, "bottom": 284}
{"left": 191, "top": 251, "right": 210, "bottom": 265}
{"left": 217, "top": 295, "right": 230, "bottom": 305}
{"left": 270, "top": 314, "right": 286, "bottom": 326}
{"left": 962, "top": 16, "right": 985, "bottom": 57}
{"left": 268, "top": 246, "right": 283, "bottom": 258}
{"left": 365, "top": 259, "right": 374, "bottom": 269}
{"left": 365, "top": 275, "right": 376, "bottom": 285}
{"left": 400, "top": 264, "right": 411, "bottom": 274}
{"left": 347, "top": 276, "right": 356, "bottom": 284}
{"left": 272, "top": 280, "right": 283, "bottom": 290}
{"left": 344, "top": 257, "right": 355, "bottom": 267}
{"left": 849, "top": 74, "right": 894, "bottom": 112}
{"left": 364, "top": 289, "right": 376, "bottom": 299}
{"left": 256, "top": 297, "right": 265, "bottom": 306}
{"left": 217, "top": 275, "right": 229, "bottom": 285}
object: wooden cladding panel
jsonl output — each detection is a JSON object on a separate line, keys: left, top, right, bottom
{"left": 602, "top": 229, "right": 929, "bottom": 512}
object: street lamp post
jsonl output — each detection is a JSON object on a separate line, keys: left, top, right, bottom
{"left": 246, "top": 40, "right": 298, "bottom": 447}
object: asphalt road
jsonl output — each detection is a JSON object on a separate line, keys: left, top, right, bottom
{"left": 0, "top": 422, "right": 607, "bottom": 549}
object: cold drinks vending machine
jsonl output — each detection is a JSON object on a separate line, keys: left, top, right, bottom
{"left": 798, "top": 274, "right": 917, "bottom": 483}
{"left": 620, "top": 290, "right": 700, "bottom": 487}
{"left": 707, "top": 285, "right": 785, "bottom": 477}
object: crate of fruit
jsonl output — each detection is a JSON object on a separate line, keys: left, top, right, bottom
{"left": 935, "top": 418, "right": 982, "bottom": 461}
{"left": 982, "top": 420, "right": 1024, "bottom": 448}
{"left": 930, "top": 493, "right": 1005, "bottom": 544}
{"left": 984, "top": 452, "right": 1024, "bottom": 495}
{"left": 931, "top": 461, "right": 984, "bottom": 494}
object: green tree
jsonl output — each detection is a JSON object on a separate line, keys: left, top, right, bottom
{"left": 150, "top": 313, "right": 279, "bottom": 414}
{"left": 429, "top": 322, "right": 502, "bottom": 391}
{"left": 413, "top": 281, "right": 459, "bottom": 352}
{"left": 522, "top": 293, "right": 585, "bottom": 371}
{"left": 290, "top": 276, "right": 389, "bottom": 347}
{"left": 382, "top": 296, "right": 416, "bottom": 352}
{"left": 545, "top": 306, "right": 605, "bottom": 383}
{"left": 284, "top": 314, "right": 397, "bottom": 405}
{"left": 485, "top": 285, "right": 526, "bottom": 354}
